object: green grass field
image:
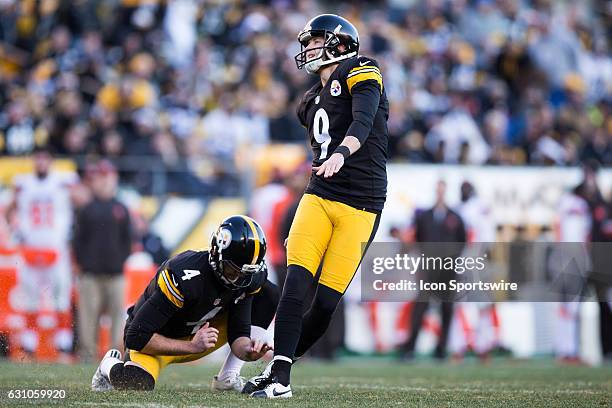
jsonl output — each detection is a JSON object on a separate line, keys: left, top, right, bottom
{"left": 0, "top": 358, "right": 610, "bottom": 407}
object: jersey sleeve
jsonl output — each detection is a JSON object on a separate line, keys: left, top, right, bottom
{"left": 11, "top": 174, "right": 26, "bottom": 191}
{"left": 227, "top": 296, "right": 253, "bottom": 345}
{"left": 342, "top": 57, "right": 383, "bottom": 144}
{"left": 155, "top": 253, "right": 198, "bottom": 309}
{"left": 157, "top": 250, "right": 207, "bottom": 308}
{"left": 343, "top": 56, "right": 384, "bottom": 95}
{"left": 155, "top": 267, "right": 186, "bottom": 308}
{"left": 124, "top": 288, "right": 177, "bottom": 351}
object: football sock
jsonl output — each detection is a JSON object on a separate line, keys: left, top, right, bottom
{"left": 218, "top": 351, "right": 245, "bottom": 380}
{"left": 271, "top": 355, "right": 293, "bottom": 386}
{"left": 294, "top": 284, "right": 343, "bottom": 358}
{"left": 272, "top": 265, "right": 313, "bottom": 385}
{"left": 101, "top": 355, "right": 123, "bottom": 379}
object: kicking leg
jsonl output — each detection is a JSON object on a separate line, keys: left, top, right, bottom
{"left": 251, "top": 200, "right": 379, "bottom": 398}
{"left": 293, "top": 205, "right": 380, "bottom": 361}
{"left": 256, "top": 194, "right": 332, "bottom": 394}
{"left": 269, "top": 265, "right": 314, "bottom": 385}
{"left": 293, "top": 284, "right": 342, "bottom": 358}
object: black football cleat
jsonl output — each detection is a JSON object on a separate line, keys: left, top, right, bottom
{"left": 249, "top": 376, "right": 292, "bottom": 399}
{"left": 242, "top": 359, "right": 273, "bottom": 394}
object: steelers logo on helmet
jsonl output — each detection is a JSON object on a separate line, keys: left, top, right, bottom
{"left": 295, "top": 14, "right": 360, "bottom": 75}
{"left": 216, "top": 228, "right": 232, "bottom": 250}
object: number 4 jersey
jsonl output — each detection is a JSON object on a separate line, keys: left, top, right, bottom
{"left": 125, "top": 250, "right": 266, "bottom": 345}
{"left": 297, "top": 55, "right": 389, "bottom": 213}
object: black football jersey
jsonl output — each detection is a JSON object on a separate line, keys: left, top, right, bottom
{"left": 126, "top": 250, "right": 266, "bottom": 340}
{"left": 297, "top": 55, "right": 389, "bottom": 212}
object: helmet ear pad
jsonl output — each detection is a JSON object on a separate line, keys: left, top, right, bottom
{"left": 325, "top": 37, "right": 339, "bottom": 59}
{"left": 319, "top": 32, "right": 348, "bottom": 61}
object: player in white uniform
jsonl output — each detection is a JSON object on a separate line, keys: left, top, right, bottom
{"left": 453, "top": 181, "right": 500, "bottom": 359}
{"left": 552, "top": 186, "right": 592, "bottom": 362}
{"left": 8, "top": 148, "right": 78, "bottom": 354}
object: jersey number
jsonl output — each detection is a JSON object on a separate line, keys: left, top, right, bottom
{"left": 313, "top": 108, "right": 331, "bottom": 160}
{"left": 30, "top": 200, "right": 54, "bottom": 227}
{"left": 187, "top": 307, "right": 223, "bottom": 334}
{"left": 182, "top": 269, "right": 201, "bottom": 281}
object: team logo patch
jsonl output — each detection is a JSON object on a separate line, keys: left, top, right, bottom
{"left": 216, "top": 228, "right": 232, "bottom": 250}
{"left": 330, "top": 80, "right": 341, "bottom": 96}
{"left": 315, "top": 95, "right": 320, "bottom": 104}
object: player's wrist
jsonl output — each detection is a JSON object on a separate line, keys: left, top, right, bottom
{"left": 188, "top": 338, "right": 205, "bottom": 353}
{"left": 333, "top": 145, "right": 351, "bottom": 160}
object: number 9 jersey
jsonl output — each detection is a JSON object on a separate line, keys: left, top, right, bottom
{"left": 297, "top": 55, "right": 389, "bottom": 213}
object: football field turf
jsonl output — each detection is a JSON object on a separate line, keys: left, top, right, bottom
{"left": 0, "top": 358, "right": 610, "bottom": 407}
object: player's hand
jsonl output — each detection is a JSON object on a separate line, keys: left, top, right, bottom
{"left": 190, "top": 322, "right": 219, "bottom": 353}
{"left": 313, "top": 152, "right": 345, "bottom": 178}
{"left": 245, "top": 339, "right": 273, "bottom": 361}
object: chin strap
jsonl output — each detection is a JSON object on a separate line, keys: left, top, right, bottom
{"left": 321, "top": 51, "right": 357, "bottom": 67}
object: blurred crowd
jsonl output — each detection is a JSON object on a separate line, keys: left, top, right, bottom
{"left": 1, "top": 0, "right": 611, "bottom": 196}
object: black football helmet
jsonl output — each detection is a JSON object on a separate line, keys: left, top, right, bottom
{"left": 295, "top": 14, "right": 359, "bottom": 74}
{"left": 209, "top": 215, "right": 267, "bottom": 289}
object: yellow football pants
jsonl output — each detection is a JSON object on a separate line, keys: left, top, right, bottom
{"left": 287, "top": 193, "right": 380, "bottom": 293}
{"left": 126, "top": 313, "right": 228, "bottom": 381}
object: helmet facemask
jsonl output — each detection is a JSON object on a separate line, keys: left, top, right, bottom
{"left": 210, "top": 247, "right": 263, "bottom": 289}
{"left": 209, "top": 232, "right": 263, "bottom": 289}
{"left": 295, "top": 29, "right": 357, "bottom": 74}
{"left": 218, "top": 256, "right": 263, "bottom": 289}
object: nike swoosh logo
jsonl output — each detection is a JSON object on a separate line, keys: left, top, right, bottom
{"left": 272, "top": 389, "right": 291, "bottom": 396}
{"left": 359, "top": 60, "right": 371, "bottom": 66}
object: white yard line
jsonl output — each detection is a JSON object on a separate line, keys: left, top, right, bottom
{"left": 298, "top": 383, "right": 603, "bottom": 394}
{"left": 74, "top": 403, "right": 173, "bottom": 408}
{"left": 73, "top": 402, "right": 217, "bottom": 408}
